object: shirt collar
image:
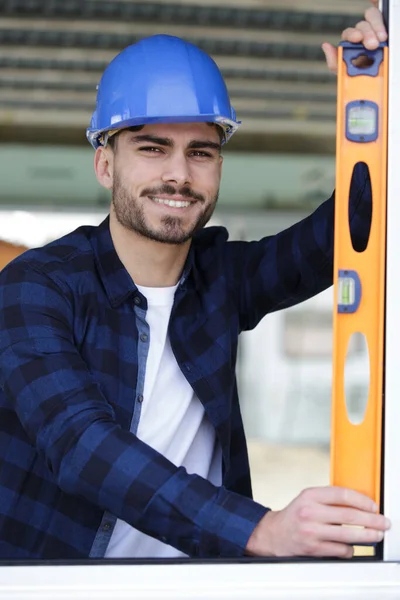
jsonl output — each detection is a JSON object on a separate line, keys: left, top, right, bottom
{"left": 89, "top": 216, "right": 136, "bottom": 307}
{"left": 89, "top": 216, "right": 202, "bottom": 307}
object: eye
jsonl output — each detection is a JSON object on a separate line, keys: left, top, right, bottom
{"left": 190, "top": 150, "right": 212, "bottom": 158}
{"left": 139, "top": 146, "right": 163, "bottom": 153}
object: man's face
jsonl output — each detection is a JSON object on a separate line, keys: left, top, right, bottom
{"left": 103, "top": 122, "right": 223, "bottom": 245}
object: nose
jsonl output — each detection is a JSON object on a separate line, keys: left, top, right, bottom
{"left": 161, "top": 152, "right": 192, "bottom": 187}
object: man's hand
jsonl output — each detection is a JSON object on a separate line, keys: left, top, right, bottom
{"left": 245, "top": 486, "right": 391, "bottom": 558}
{"left": 322, "top": 1, "right": 387, "bottom": 73}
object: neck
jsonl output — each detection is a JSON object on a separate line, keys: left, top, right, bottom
{"left": 109, "top": 214, "right": 191, "bottom": 287}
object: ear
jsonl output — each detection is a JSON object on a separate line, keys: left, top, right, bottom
{"left": 218, "top": 153, "right": 223, "bottom": 174}
{"left": 94, "top": 147, "right": 114, "bottom": 190}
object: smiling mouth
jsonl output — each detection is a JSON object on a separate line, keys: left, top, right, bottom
{"left": 149, "top": 196, "right": 193, "bottom": 208}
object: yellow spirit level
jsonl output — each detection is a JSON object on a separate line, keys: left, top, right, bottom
{"left": 331, "top": 42, "right": 388, "bottom": 509}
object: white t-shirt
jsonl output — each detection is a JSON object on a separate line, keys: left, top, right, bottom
{"left": 105, "top": 283, "right": 222, "bottom": 558}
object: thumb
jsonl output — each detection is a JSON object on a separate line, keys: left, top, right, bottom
{"left": 322, "top": 42, "right": 338, "bottom": 73}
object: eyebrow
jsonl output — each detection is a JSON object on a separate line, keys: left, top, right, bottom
{"left": 129, "top": 134, "right": 221, "bottom": 152}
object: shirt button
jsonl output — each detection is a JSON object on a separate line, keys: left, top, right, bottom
{"left": 102, "top": 522, "right": 112, "bottom": 532}
{"left": 137, "top": 395, "right": 144, "bottom": 403}
{"left": 133, "top": 296, "right": 141, "bottom": 305}
{"left": 140, "top": 333, "right": 148, "bottom": 342}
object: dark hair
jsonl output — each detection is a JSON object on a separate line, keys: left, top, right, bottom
{"left": 106, "top": 125, "right": 143, "bottom": 150}
{"left": 106, "top": 123, "right": 223, "bottom": 151}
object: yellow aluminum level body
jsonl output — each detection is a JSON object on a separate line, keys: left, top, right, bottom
{"left": 331, "top": 45, "right": 388, "bottom": 508}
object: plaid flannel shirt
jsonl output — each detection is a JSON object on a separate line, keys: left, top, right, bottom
{"left": 0, "top": 163, "right": 372, "bottom": 559}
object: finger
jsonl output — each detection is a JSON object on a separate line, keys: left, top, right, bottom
{"left": 319, "top": 524, "right": 384, "bottom": 545}
{"left": 364, "top": 5, "right": 388, "bottom": 39}
{"left": 321, "top": 43, "right": 338, "bottom": 73}
{"left": 305, "top": 486, "right": 378, "bottom": 512}
{"left": 354, "top": 20, "right": 381, "bottom": 49}
{"left": 314, "top": 505, "right": 391, "bottom": 530}
{"left": 341, "top": 27, "right": 364, "bottom": 44}
{"left": 310, "top": 541, "right": 354, "bottom": 559}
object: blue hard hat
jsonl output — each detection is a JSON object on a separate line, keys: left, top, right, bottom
{"left": 86, "top": 34, "right": 240, "bottom": 149}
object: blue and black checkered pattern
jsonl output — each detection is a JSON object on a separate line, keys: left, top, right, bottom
{"left": 0, "top": 163, "right": 372, "bottom": 559}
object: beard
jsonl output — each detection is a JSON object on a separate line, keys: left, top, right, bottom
{"left": 111, "top": 174, "right": 218, "bottom": 245}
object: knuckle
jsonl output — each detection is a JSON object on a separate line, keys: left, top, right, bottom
{"left": 298, "top": 503, "right": 313, "bottom": 521}
{"left": 339, "top": 544, "right": 353, "bottom": 559}
{"left": 298, "top": 488, "right": 309, "bottom": 499}
{"left": 342, "top": 509, "right": 358, "bottom": 525}
{"left": 298, "top": 520, "right": 316, "bottom": 537}
{"left": 300, "top": 486, "right": 316, "bottom": 500}
{"left": 305, "top": 539, "right": 321, "bottom": 556}
{"left": 341, "top": 487, "right": 351, "bottom": 505}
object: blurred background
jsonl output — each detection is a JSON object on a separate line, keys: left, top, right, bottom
{"left": 0, "top": 0, "right": 371, "bottom": 512}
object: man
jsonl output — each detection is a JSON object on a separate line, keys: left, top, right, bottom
{"left": 0, "top": 3, "right": 390, "bottom": 560}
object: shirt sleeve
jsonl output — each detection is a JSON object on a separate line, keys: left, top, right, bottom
{"left": 0, "top": 260, "right": 268, "bottom": 558}
{"left": 229, "top": 161, "right": 372, "bottom": 331}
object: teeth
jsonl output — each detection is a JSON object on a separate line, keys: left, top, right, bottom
{"left": 152, "top": 197, "right": 191, "bottom": 208}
